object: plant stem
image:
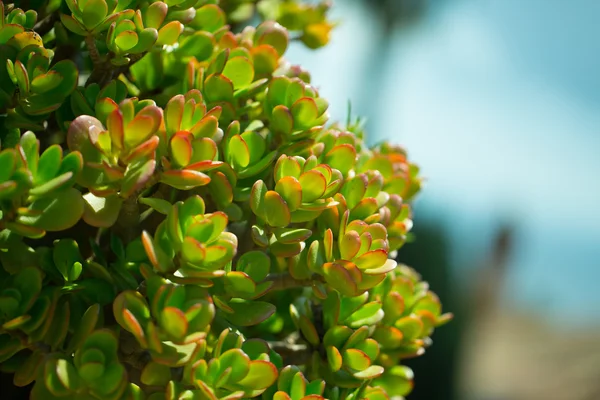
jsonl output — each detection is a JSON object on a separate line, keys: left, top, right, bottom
{"left": 85, "top": 35, "right": 101, "bottom": 66}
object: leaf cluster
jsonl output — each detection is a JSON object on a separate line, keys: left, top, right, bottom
{"left": 0, "top": 1, "right": 450, "bottom": 399}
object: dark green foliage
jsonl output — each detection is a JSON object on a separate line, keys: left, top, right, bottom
{"left": 0, "top": 1, "right": 451, "bottom": 399}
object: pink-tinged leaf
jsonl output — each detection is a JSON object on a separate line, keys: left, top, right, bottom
{"left": 190, "top": 137, "right": 218, "bottom": 162}
{"left": 274, "top": 155, "right": 302, "bottom": 181}
{"left": 107, "top": 109, "right": 124, "bottom": 150}
{"left": 395, "top": 316, "right": 424, "bottom": 341}
{"left": 160, "top": 169, "right": 211, "bottom": 190}
{"left": 95, "top": 97, "right": 119, "bottom": 124}
{"left": 323, "top": 262, "right": 358, "bottom": 297}
{"left": 350, "top": 197, "right": 379, "bottom": 221}
{"left": 372, "top": 326, "right": 404, "bottom": 349}
{"left": 100, "top": 160, "right": 125, "bottom": 182}
{"left": 291, "top": 97, "right": 320, "bottom": 130}
{"left": 125, "top": 106, "right": 162, "bottom": 148}
{"left": 141, "top": 231, "right": 159, "bottom": 270}
{"left": 122, "top": 308, "right": 148, "bottom": 348}
{"left": 227, "top": 134, "right": 250, "bottom": 169}
{"left": 165, "top": 94, "right": 184, "bottom": 135}
{"left": 186, "top": 160, "right": 223, "bottom": 172}
{"left": 353, "top": 365, "right": 384, "bottom": 379}
{"left": 340, "top": 231, "right": 361, "bottom": 260}
{"left": 326, "top": 346, "right": 343, "bottom": 372}
{"left": 181, "top": 237, "right": 206, "bottom": 264}
{"left": 122, "top": 135, "right": 159, "bottom": 164}
{"left": 157, "top": 21, "right": 183, "bottom": 47}
{"left": 115, "top": 30, "right": 138, "bottom": 51}
{"left": 299, "top": 170, "right": 327, "bottom": 203}
{"left": 160, "top": 307, "right": 188, "bottom": 341}
{"left": 274, "top": 176, "right": 302, "bottom": 212}
{"left": 274, "top": 392, "right": 292, "bottom": 400}
{"left": 354, "top": 249, "right": 388, "bottom": 270}
{"left": 225, "top": 271, "right": 256, "bottom": 295}
{"left": 264, "top": 190, "right": 291, "bottom": 228}
{"left": 343, "top": 348, "right": 371, "bottom": 371}
{"left": 170, "top": 132, "right": 192, "bottom": 167}
{"left": 251, "top": 44, "right": 279, "bottom": 76}
{"left": 30, "top": 71, "right": 63, "bottom": 94}
{"left": 190, "top": 115, "right": 218, "bottom": 139}
{"left": 236, "top": 360, "right": 278, "bottom": 390}
{"left": 144, "top": 1, "right": 167, "bottom": 29}
{"left": 364, "top": 259, "right": 397, "bottom": 275}
{"left": 325, "top": 144, "right": 356, "bottom": 175}
{"left": 323, "top": 228, "right": 333, "bottom": 262}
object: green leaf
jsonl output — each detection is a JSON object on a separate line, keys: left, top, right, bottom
{"left": 81, "top": 0, "right": 108, "bottom": 29}
{"left": 394, "top": 315, "right": 424, "bottom": 341}
{"left": 274, "top": 228, "right": 311, "bottom": 244}
{"left": 121, "top": 159, "right": 156, "bottom": 197}
{"left": 255, "top": 21, "right": 289, "bottom": 56}
{"left": 115, "top": 30, "right": 138, "bottom": 51}
{"left": 250, "top": 180, "right": 267, "bottom": 219}
{"left": 139, "top": 197, "right": 172, "bottom": 215}
{"left": 17, "top": 188, "right": 83, "bottom": 231}
{"left": 178, "top": 31, "right": 215, "bottom": 61}
{"left": 323, "top": 262, "right": 358, "bottom": 297}
{"left": 30, "top": 71, "right": 63, "bottom": 94}
{"left": 299, "top": 170, "right": 327, "bottom": 203}
{"left": 170, "top": 132, "right": 192, "bottom": 167}
{"left": 222, "top": 56, "right": 254, "bottom": 89}
{"left": 225, "top": 271, "right": 256, "bottom": 295}
{"left": 228, "top": 135, "right": 250, "bottom": 169}
{"left": 160, "top": 307, "right": 188, "bottom": 341}
{"left": 353, "top": 365, "right": 384, "bottom": 379}
{"left": 82, "top": 193, "right": 123, "bottom": 228}
{"left": 53, "top": 239, "right": 83, "bottom": 282}
{"left": 204, "top": 74, "right": 233, "bottom": 103}
{"left": 236, "top": 252, "right": 270, "bottom": 282}
{"left": 141, "top": 361, "right": 171, "bottom": 386}
{"left": 66, "top": 304, "right": 101, "bottom": 354}
{"left": 274, "top": 176, "right": 302, "bottom": 212}
{"left": 193, "top": 5, "right": 226, "bottom": 33}
{"left": 218, "top": 348, "right": 250, "bottom": 384}
{"left": 342, "top": 348, "right": 371, "bottom": 371}
{"left": 290, "top": 371, "right": 307, "bottom": 399}
{"left": 326, "top": 346, "right": 342, "bottom": 372}
{"left": 157, "top": 21, "right": 183, "bottom": 46}
{"left": 291, "top": 97, "right": 319, "bottom": 130}
{"left": 264, "top": 191, "right": 291, "bottom": 228}
{"left": 299, "top": 315, "right": 319, "bottom": 346}
{"left": 224, "top": 300, "right": 275, "bottom": 327}
{"left": 144, "top": 2, "right": 168, "bottom": 29}
{"left": 236, "top": 360, "right": 278, "bottom": 390}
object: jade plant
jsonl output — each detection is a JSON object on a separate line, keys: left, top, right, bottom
{"left": 0, "top": 0, "right": 451, "bottom": 399}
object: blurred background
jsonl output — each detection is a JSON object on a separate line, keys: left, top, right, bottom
{"left": 288, "top": 0, "right": 600, "bottom": 399}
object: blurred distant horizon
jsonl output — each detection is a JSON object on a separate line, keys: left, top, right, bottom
{"left": 287, "top": 0, "right": 600, "bottom": 328}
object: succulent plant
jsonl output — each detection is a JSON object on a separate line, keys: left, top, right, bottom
{"left": 0, "top": 0, "right": 451, "bottom": 399}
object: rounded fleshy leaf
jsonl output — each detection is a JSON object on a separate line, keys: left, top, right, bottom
{"left": 264, "top": 190, "right": 291, "bottom": 228}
